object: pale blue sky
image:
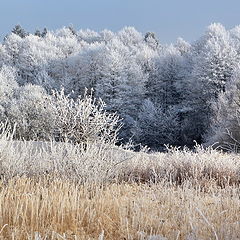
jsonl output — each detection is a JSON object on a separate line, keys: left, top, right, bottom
{"left": 0, "top": 0, "right": 240, "bottom": 43}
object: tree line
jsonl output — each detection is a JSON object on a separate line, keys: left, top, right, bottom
{"left": 1, "top": 23, "right": 240, "bottom": 151}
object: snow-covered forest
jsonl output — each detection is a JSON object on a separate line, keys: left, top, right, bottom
{"left": 1, "top": 23, "right": 240, "bottom": 150}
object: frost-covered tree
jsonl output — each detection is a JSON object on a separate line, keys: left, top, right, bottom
{"left": 1, "top": 24, "right": 240, "bottom": 149}
{"left": 182, "top": 23, "right": 238, "bottom": 144}
{"left": 133, "top": 99, "right": 180, "bottom": 149}
{"left": 94, "top": 36, "right": 147, "bottom": 140}
{"left": 144, "top": 32, "right": 160, "bottom": 50}
{"left": 117, "top": 27, "right": 143, "bottom": 48}
{"left": 96, "top": 38, "right": 146, "bottom": 117}
{"left": 0, "top": 65, "right": 18, "bottom": 100}
{"left": 229, "top": 25, "right": 240, "bottom": 55}
{"left": 146, "top": 45, "right": 184, "bottom": 109}
{"left": 192, "top": 23, "right": 237, "bottom": 98}
{"left": 67, "top": 25, "right": 77, "bottom": 36}
{"left": 3, "top": 33, "right": 23, "bottom": 66}
{"left": 34, "top": 29, "right": 42, "bottom": 37}
{"left": 205, "top": 64, "right": 240, "bottom": 150}
{"left": 11, "top": 24, "right": 28, "bottom": 38}
{"left": 175, "top": 37, "right": 191, "bottom": 56}
{"left": 65, "top": 42, "right": 104, "bottom": 97}
{"left": 41, "top": 28, "right": 48, "bottom": 38}
{"left": 1, "top": 84, "right": 120, "bottom": 144}
{"left": 0, "top": 65, "right": 18, "bottom": 121}
{"left": 77, "top": 29, "right": 102, "bottom": 43}
{"left": 3, "top": 28, "right": 81, "bottom": 89}
{"left": 49, "top": 90, "right": 120, "bottom": 144}
{"left": 0, "top": 44, "right": 11, "bottom": 67}
{"left": 4, "top": 84, "right": 54, "bottom": 140}
{"left": 100, "top": 29, "right": 115, "bottom": 43}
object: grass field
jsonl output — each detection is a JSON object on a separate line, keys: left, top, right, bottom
{"left": 0, "top": 177, "right": 239, "bottom": 239}
{"left": 0, "top": 130, "right": 240, "bottom": 239}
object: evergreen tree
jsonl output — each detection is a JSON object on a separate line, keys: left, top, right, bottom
{"left": 41, "top": 28, "right": 48, "bottom": 38}
{"left": 67, "top": 25, "right": 77, "bottom": 36}
{"left": 12, "top": 24, "right": 28, "bottom": 38}
{"left": 34, "top": 29, "right": 42, "bottom": 37}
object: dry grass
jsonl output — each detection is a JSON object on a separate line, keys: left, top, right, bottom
{"left": 0, "top": 177, "right": 239, "bottom": 240}
{"left": 0, "top": 128, "right": 240, "bottom": 239}
{"left": 1, "top": 138, "right": 240, "bottom": 188}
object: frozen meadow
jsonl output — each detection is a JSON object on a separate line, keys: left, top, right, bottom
{"left": 0, "top": 126, "right": 240, "bottom": 239}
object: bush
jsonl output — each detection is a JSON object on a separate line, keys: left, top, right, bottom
{"left": 50, "top": 89, "right": 121, "bottom": 144}
{"left": 5, "top": 84, "right": 55, "bottom": 140}
{"left": 2, "top": 86, "right": 121, "bottom": 144}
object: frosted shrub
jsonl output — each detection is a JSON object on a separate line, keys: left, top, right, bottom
{"left": 6, "top": 84, "right": 55, "bottom": 140}
{"left": 2, "top": 84, "right": 121, "bottom": 144}
{"left": 49, "top": 89, "right": 121, "bottom": 144}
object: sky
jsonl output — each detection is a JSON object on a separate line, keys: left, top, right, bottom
{"left": 0, "top": 0, "right": 240, "bottom": 43}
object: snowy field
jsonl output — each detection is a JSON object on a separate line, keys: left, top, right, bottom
{"left": 0, "top": 137, "right": 240, "bottom": 239}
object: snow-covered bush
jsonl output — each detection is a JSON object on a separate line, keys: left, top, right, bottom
{"left": 5, "top": 84, "right": 55, "bottom": 140}
{"left": 2, "top": 87, "right": 121, "bottom": 144}
{"left": 49, "top": 89, "right": 121, "bottom": 144}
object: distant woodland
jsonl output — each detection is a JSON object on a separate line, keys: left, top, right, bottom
{"left": 1, "top": 23, "right": 240, "bottom": 150}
